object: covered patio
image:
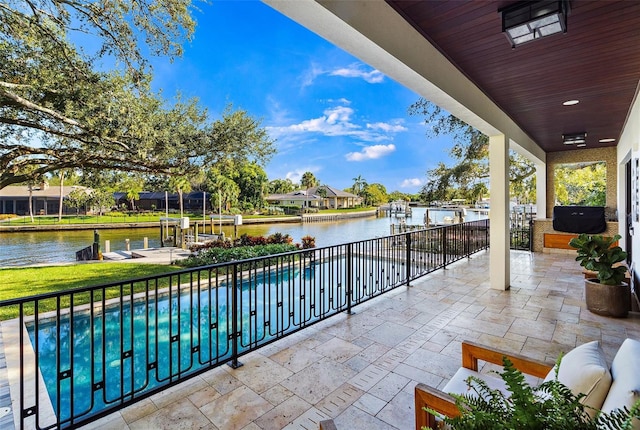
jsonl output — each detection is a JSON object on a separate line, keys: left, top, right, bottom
{"left": 84, "top": 251, "right": 640, "bottom": 429}
{"left": 5, "top": 1, "right": 638, "bottom": 429}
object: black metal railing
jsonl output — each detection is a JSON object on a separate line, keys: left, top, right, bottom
{"left": 0, "top": 220, "right": 489, "bottom": 429}
{"left": 509, "top": 207, "right": 534, "bottom": 251}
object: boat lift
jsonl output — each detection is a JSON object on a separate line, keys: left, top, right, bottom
{"left": 159, "top": 217, "right": 190, "bottom": 248}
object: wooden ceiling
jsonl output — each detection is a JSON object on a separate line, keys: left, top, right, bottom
{"left": 387, "top": 0, "right": 640, "bottom": 153}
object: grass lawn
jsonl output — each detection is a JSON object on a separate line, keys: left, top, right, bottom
{"left": 0, "top": 212, "right": 297, "bottom": 226}
{"left": 0, "top": 263, "right": 181, "bottom": 320}
{"left": 0, "top": 213, "right": 201, "bottom": 225}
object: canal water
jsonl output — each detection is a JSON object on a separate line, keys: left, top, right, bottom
{"left": 0, "top": 208, "right": 487, "bottom": 267}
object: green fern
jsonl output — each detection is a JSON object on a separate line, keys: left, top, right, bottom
{"left": 424, "top": 357, "right": 640, "bottom": 430}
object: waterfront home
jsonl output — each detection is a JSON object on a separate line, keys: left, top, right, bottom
{"left": 266, "top": 185, "right": 362, "bottom": 210}
{"left": 0, "top": 183, "right": 90, "bottom": 216}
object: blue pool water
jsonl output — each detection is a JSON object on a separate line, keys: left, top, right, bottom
{"left": 27, "top": 264, "right": 335, "bottom": 425}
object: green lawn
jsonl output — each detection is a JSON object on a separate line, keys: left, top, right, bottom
{"left": 0, "top": 212, "right": 297, "bottom": 226}
{"left": 0, "top": 213, "right": 202, "bottom": 225}
{"left": 0, "top": 210, "right": 372, "bottom": 226}
{"left": 0, "top": 263, "right": 181, "bottom": 320}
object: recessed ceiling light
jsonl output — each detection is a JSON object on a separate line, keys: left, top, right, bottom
{"left": 599, "top": 138, "right": 616, "bottom": 143}
{"left": 576, "top": 143, "right": 587, "bottom": 148}
{"left": 563, "top": 100, "right": 579, "bottom": 106}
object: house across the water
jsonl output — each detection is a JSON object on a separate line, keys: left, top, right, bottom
{"left": 0, "top": 183, "right": 91, "bottom": 215}
{"left": 265, "top": 185, "right": 362, "bottom": 210}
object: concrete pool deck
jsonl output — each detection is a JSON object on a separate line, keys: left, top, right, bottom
{"left": 4, "top": 250, "right": 640, "bottom": 429}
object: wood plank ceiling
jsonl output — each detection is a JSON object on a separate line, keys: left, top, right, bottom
{"left": 387, "top": 0, "right": 640, "bottom": 153}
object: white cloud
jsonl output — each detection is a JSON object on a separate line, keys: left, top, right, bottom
{"left": 300, "top": 63, "right": 324, "bottom": 88}
{"left": 298, "top": 63, "right": 383, "bottom": 89}
{"left": 266, "top": 106, "right": 407, "bottom": 143}
{"left": 326, "top": 98, "right": 351, "bottom": 105}
{"left": 285, "top": 167, "right": 321, "bottom": 184}
{"left": 329, "top": 64, "right": 385, "bottom": 83}
{"left": 345, "top": 144, "right": 396, "bottom": 162}
{"left": 400, "top": 178, "right": 424, "bottom": 188}
{"left": 367, "top": 121, "right": 408, "bottom": 132}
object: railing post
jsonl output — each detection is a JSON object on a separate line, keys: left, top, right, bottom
{"left": 442, "top": 227, "right": 448, "bottom": 269}
{"left": 485, "top": 219, "right": 489, "bottom": 249}
{"left": 228, "top": 263, "right": 243, "bottom": 368}
{"left": 405, "top": 232, "right": 412, "bottom": 286}
{"left": 346, "top": 244, "right": 355, "bottom": 314}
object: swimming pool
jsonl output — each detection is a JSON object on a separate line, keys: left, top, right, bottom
{"left": 27, "top": 262, "right": 328, "bottom": 422}
{"left": 26, "top": 263, "right": 334, "bottom": 425}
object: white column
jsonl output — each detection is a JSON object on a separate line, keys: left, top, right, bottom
{"left": 535, "top": 163, "right": 547, "bottom": 219}
{"left": 489, "top": 134, "right": 510, "bottom": 290}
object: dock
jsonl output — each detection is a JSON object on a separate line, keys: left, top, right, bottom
{"left": 377, "top": 201, "right": 412, "bottom": 218}
{"left": 102, "top": 247, "right": 191, "bottom": 264}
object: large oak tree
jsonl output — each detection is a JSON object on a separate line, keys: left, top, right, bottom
{"left": 409, "top": 98, "right": 536, "bottom": 204}
{"left": 0, "top": 1, "right": 275, "bottom": 189}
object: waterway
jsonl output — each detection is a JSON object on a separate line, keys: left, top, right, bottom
{"left": 0, "top": 208, "right": 487, "bottom": 267}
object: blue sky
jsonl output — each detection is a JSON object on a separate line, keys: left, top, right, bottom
{"left": 148, "top": 1, "right": 456, "bottom": 193}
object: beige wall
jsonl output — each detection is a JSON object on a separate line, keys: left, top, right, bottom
{"left": 545, "top": 147, "right": 618, "bottom": 219}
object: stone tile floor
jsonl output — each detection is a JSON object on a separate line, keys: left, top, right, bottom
{"left": 81, "top": 250, "right": 640, "bottom": 430}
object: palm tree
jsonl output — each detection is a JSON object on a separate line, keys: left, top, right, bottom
{"left": 121, "top": 175, "right": 143, "bottom": 211}
{"left": 169, "top": 176, "right": 192, "bottom": 218}
{"left": 352, "top": 175, "right": 367, "bottom": 196}
{"left": 23, "top": 168, "right": 43, "bottom": 223}
{"left": 300, "top": 171, "right": 318, "bottom": 189}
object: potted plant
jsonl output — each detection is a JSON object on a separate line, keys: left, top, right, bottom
{"left": 569, "top": 233, "right": 629, "bottom": 317}
{"left": 424, "top": 357, "right": 640, "bottom": 430}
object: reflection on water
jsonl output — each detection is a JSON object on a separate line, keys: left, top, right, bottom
{"left": 0, "top": 208, "right": 486, "bottom": 267}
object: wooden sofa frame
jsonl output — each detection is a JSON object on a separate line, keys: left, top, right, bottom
{"left": 414, "top": 340, "right": 554, "bottom": 430}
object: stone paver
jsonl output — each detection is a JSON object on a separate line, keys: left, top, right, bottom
{"left": 69, "top": 251, "right": 640, "bottom": 429}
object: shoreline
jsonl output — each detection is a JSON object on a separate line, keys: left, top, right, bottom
{"left": 0, "top": 210, "right": 378, "bottom": 233}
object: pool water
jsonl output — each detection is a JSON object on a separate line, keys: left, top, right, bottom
{"left": 27, "top": 264, "right": 330, "bottom": 425}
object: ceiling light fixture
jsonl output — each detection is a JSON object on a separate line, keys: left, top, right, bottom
{"left": 563, "top": 132, "right": 587, "bottom": 145}
{"left": 599, "top": 138, "right": 616, "bottom": 143}
{"left": 500, "top": 0, "right": 570, "bottom": 48}
{"left": 563, "top": 99, "right": 579, "bottom": 106}
{"left": 576, "top": 143, "right": 587, "bottom": 148}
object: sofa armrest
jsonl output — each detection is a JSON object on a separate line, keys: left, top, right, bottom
{"left": 415, "top": 383, "right": 460, "bottom": 430}
{"left": 461, "top": 341, "right": 553, "bottom": 378}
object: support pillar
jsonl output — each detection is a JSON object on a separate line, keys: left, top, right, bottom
{"left": 489, "top": 134, "right": 510, "bottom": 290}
{"left": 535, "top": 163, "right": 547, "bottom": 219}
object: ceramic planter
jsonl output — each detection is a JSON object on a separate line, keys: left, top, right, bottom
{"left": 584, "top": 278, "right": 630, "bottom": 318}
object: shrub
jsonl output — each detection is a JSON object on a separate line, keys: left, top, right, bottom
{"left": 300, "top": 235, "right": 316, "bottom": 249}
{"left": 240, "top": 201, "right": 254, "bottom": 213}
{"left": 178, "top": 243, "right": 298, "bottom": 267}
{"left": 189, "top": 239, "right": 232, "bottom": 253}
{"left": 267, "top": 233, "right": 293, "bottom": 244}
{"left": 189, "top": 233, "right": 296, "bottom": 253}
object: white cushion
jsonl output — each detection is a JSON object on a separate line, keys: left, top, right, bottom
{"left": 443, "top": 367, "right": 508, "bottom": 397}
{"left": 544, "top": 340, "right": 612, "bottom": 417}
{"left": 601, "top": 339, "right": 640, "bottom": 429}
